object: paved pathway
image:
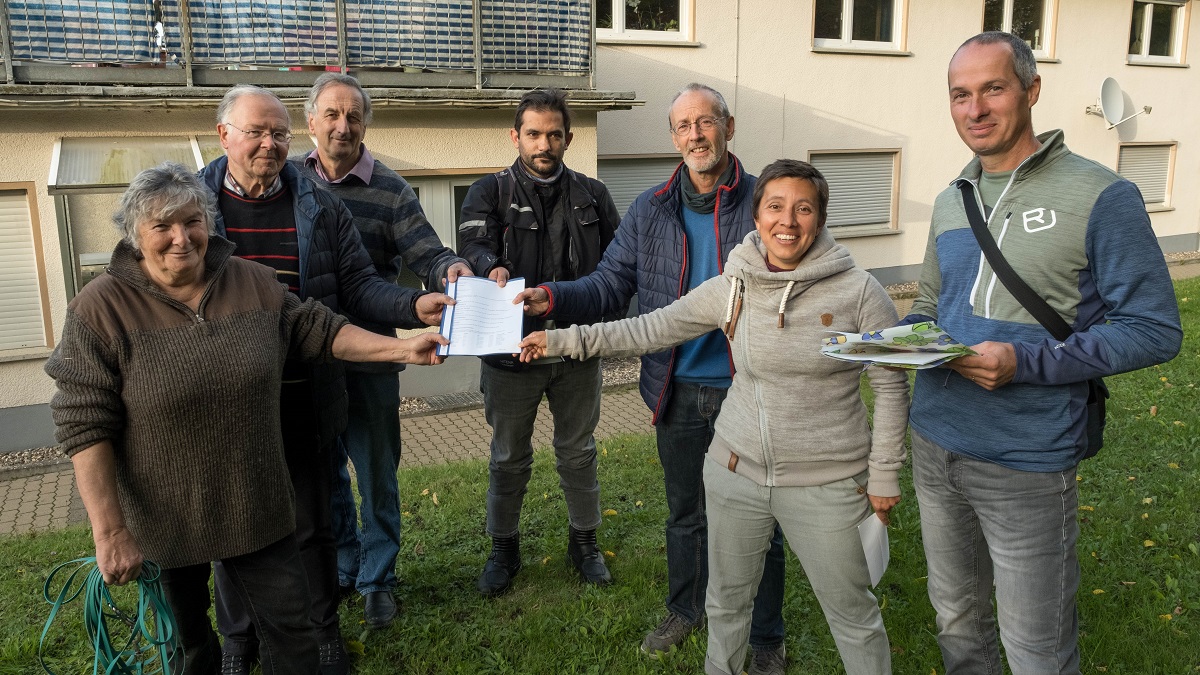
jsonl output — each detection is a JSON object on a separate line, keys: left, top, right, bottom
{"left": 0, "top": 386, "right": 653, "bottom": 537}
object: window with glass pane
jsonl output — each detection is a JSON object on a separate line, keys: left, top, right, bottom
{"left": 812, "top": 0, "right": 900, "bottom": 48}
{"left": 597, "top": 0, "right": 685, "bottom": 36}
{"left": 815, "top": 0, "right": 843, "bottom": 39}
{"left": 852, "top": 0, "right": 893, "bottom": 42}
{"left": 1129, "top": 1, "right": 1185, "bottom": 61}
{"left": 983, "top": 0, "right": 1047, "bottom": 52}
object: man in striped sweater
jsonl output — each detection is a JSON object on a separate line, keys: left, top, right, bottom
{"left": 292, "top": 73, "right": 473, "bottom": 631}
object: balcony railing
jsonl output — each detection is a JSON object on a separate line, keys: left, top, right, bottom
{"left": 0, "top": 0, "right": 595, "bottom": 89}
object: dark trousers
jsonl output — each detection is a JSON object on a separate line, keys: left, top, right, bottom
{"left": 657, "top": 381, "right": 787, "bottom": 649}
{"left": 215, "top": 381, "right": 342, "bottom": 652}
{"left": 160, "top": 535, "right": 318, "bottom": 675}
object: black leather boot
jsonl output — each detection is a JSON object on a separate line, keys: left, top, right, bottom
{"left": 567, "top": 526, "right": 612, "bottom": 586}
{"left": 476, "top": 534, "right": 521, "bottom": 598}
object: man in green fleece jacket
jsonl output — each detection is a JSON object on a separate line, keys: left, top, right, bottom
{"left": 903, "top": 32, "right": 1182, "bottom": 674}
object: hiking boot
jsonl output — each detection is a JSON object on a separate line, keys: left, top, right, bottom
{"left": 640, "top": 611, "right": 702, "bottom": 656}
{"left": 567, "top": 526, "right": 612, "bottom": 586}
{"left": 476, "top": 534, "right": 521, "bottom": 598}
{"left": 220, "top": 651, "right": 251, "bottom": 675}
{"left": 748, "top": 643, "right": 787, "bottom": 675}
{"left": 318, "top": 639, "right": 350, "bottom": 675}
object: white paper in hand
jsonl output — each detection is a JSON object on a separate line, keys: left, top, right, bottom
{"left": 857, "top": 512, "right": 890, "bottom": 588}
{"left": 437, "top": 277, "right": 525, "bottom": 356}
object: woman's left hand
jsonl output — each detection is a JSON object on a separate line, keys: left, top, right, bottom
{"left": 868, "top": 493, "right": 901, "bottom": 526}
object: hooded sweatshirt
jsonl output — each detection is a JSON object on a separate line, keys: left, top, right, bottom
{"left": 546, "top": 229, "right": 909, "bottom": 497}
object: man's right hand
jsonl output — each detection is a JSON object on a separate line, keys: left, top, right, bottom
{"left": 94, "top": 527, "right": 143, "bottom": 586}
{"left": 415, "top": 293, "right": 455, "bottom": 326}
{"left": 513, "top": 287, "right": 550, "bottom": 316}
{"left": 489, "top": 267, "right": 510, "bottom": 288}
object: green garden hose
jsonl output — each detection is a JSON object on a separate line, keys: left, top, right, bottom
{"left": 39, "top": 557, "right": 179, "bottom": 674}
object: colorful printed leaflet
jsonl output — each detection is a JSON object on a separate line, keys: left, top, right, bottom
{"left": 819, "top": 322, "right": 975, "bottom": 370}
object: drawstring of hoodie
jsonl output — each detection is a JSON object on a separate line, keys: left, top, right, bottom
{"left": 722, "top": 277, "right": 797, "bottom": 337}
{"left": 722, "top": 276, "right": 744, "bottom": 340}
{"left": 777, "top": 280, "right": 795, "bottom": 328}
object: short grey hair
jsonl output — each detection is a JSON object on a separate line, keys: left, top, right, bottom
{"left": 668, "top": 83, "right": 731, "bottom": 124}
{"left": 956, "top": 31, "right": 1038, "bottom": 91}
{"left": 114, "top": 162, "right": 217, "bottom": 247}
{"left": 304, "top": 72, "right": 373, "bottom": 126}
{"left": 215, "top": 84, "right": 284, "bottom": 125}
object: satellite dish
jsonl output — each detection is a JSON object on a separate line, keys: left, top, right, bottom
{"left": 1099, "top": 77, "right": 1123, "bottom": 125}
{"left": 1085, "top": 77, "right": 1151, "bottom": 129}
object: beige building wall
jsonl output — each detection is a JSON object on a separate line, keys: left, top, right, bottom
{"left": 596, "top": 0, "right": 1200, "bottom": 273}
{"left": 0, "top": 106, "right": 599, "bottom": 409}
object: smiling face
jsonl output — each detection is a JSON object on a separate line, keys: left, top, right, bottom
{"left": 948, "top": 41, "right": 1041, "bottom": 172}
{"left": 754, "top": 177, "right": 823, "bottom": 270}
{"left": 511, "top": 108, "right": 572, "bottom": 179}
{"left": 308, "top": 83, "right": 367, "bottom": 166}
{"left": 669, "top": 89, "right": 734, "bottom": 179}
{"left": 136, "top": 202, "right": 209, "bottom": 289}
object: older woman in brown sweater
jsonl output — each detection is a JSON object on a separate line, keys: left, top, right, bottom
{"left": 44, "top": 163, "right": 445, "bottom": 675}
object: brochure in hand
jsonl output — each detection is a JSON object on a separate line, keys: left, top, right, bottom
{"left": 437, "top": 276, "right": 525, "bottom": 357}
{"left": 819, "top": 322, "right": 975, "bottom": 370}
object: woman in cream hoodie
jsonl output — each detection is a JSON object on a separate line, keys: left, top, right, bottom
{"left": 520, "top": 159, "right": 908, "bottom": 675}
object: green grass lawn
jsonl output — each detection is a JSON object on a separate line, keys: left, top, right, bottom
{"left": 4, "top": 279, "right": 1200, "bottom": 674}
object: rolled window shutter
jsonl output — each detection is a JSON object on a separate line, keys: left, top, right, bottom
{"left": 1118, "top": 144, "right": 1171, "bottom": 205}
{"left": 0, "top": 190, "right": 47, "bottom": 350}
{"left": 598, "top": 158, "right": 683, "bottom": 216}
{"left": 809, "top": 152, "right": 895, "bottom": 227}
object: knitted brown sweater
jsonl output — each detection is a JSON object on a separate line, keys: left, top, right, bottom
{"left": 45, "top": 236, "right": 348, "bottom": 569}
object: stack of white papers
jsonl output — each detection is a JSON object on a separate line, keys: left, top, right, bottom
{"left": 437, "top": 277, "right": 525, "bottom": 357}
{"left": 819, "top": 322, "right": 975, "bottom": 370}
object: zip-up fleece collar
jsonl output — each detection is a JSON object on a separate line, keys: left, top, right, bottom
{"left": 953, "top": 129, "right": 1069, "bottom": 186}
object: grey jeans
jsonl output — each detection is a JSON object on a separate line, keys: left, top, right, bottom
{"left": 480, "top": 357, "right": 603, "bottom": 537}
{"left": 702, "top": 460, "right": 889, "bottom": 675}
{"left": 912, "top": 430, "right": 1080, "bottom": 675}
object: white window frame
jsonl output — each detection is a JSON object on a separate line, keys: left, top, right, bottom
{"left": 403, "top": 172, "right": 493, "bottom": 251}
{"left": 0, "top": 185, "right": 52, "bottom": 352}
{"left": 596, "top": 0, "right": 695, "bottom": 44}
{"left": 1128, "top": 0, "right": 1189, "bottom": 65}
{"left": 807, "top": 149, "right": 901, "bottom": 234}
{"left": 812, "top": 0, "right": 908, "bottom": 53}
{"left": 983, "top": 0, "right": 1058, "bottom": 59}
{"left": 1117, "top": 142, "right": 1176, "bottom": 211}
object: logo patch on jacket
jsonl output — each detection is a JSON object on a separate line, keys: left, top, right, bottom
{"left": 1022, "top": 208, "right": 1057, "bottom": 233}
{"left": 821, "top": 313, "right": 833, "bottom": 326}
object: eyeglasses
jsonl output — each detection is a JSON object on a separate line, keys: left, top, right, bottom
{"left": 224, "top": 122, "right": 293, "bottom": 145}
{"left": 670, "top": 116, "right": 726, "bottom": 136}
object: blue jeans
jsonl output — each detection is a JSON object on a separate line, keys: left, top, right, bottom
{"left": 656, "top": 382, "right": 785, "bottom": 649}
{"left": 480, "top": 357, "right": 603, "bottom": 537}
{"left": 330, "top": 370, "right": 403, "bottom": 594}
{"left": 912, "top": 430, "right": 1080, "bottom": 675}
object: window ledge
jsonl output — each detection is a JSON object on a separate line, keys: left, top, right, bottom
{"left": 811, "top": 46, "right": 912, "bottom": 57}
{"left": 0, "top": 346, "right": 53, "bottom": 363}
{"left": 598, "top": 36, "right": 700, "bottom": 47}
{"left": 829, "top": 225, "right": 901, "bottom": 239}
{"left": 1146, "top": 204, "right": 1175, "bottom": 213}
{"left": 1126, "top": 59, "right": 1189, "bottom": 68}
{"left": 1035, "top": 57, "right": 1061, "bottom": 64}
